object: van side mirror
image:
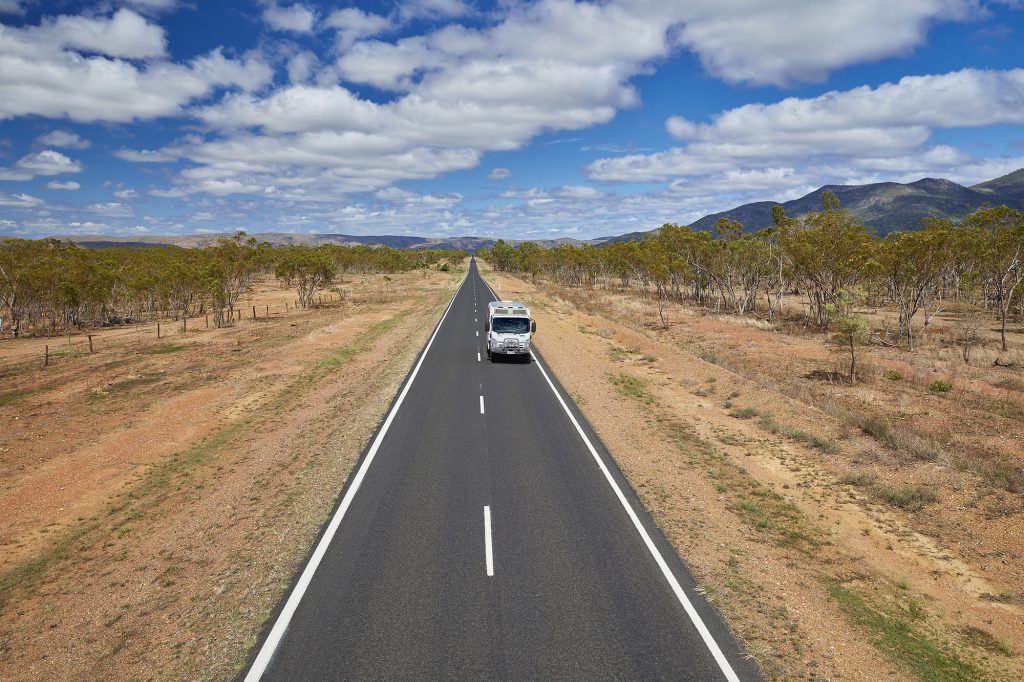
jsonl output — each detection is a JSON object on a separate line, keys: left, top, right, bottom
{"left": 485, "top": 321, "right": 490, "bottom": 332}
{"left": 531, "top": 321, "right": 537, "bottom": 334}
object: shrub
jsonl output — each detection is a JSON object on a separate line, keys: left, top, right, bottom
{"left": 839, "top": 471, "right": 877, "bottom": 487}
{"left": 729, "top": 407, "right": 759, "bottom": 419}
{"left": 883, "top": 369, "right": 903, "bottom": 381}
{"left": 858, "top": 415, "right": 895, "bottom": 446}
{"left": 875, "top": 485, "right": 939, "bottom": 511}
{"left": 928, "top": 379, "right": 952, "bottom": 393}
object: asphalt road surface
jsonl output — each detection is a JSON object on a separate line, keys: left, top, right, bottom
{"left": 242, "top": 259, "right": 761, "bottom": 681}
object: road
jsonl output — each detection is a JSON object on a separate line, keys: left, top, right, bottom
{"left": 242, "top": 259, "right": 761, "bottom": 681}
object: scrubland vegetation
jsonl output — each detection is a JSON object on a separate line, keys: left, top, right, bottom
{"left": 0, "top": 265, "right": 463, "bottom": 679}
{"left": 480, "top": 199, "right": 1024, "bottom": 680}
{"left": 0, "top": 232, "right": 464, "bottom": 338}
{"left": 481, "top": 196, "right": 1024, "bottom": 373}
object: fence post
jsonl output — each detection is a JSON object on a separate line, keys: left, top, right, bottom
{"left": 183, "top": 317, "right": 187, "bottom": 333}
{"left": 265, "top": 304, "right": 269, "bottom": 317}
{"left": 157, "top": 322, "right": 161, "bottom": 339}
{"left": 45, "top": 344, "right": 49, "bottom": 367}
{"left": 253, "top": 305, "right": 257, "bottom": 319}
{"left": 88, "top": 335, "right": 93, "bottom": 353}
{"left": 205, "top": 314, "right": 209, "bottom": 328}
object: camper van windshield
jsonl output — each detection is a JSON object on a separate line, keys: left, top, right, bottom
{"left": 492, "top": 317, "right": 530, "bottom": 334}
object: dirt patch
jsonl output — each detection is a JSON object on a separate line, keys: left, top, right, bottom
{"left": 0, "top": 268, "right": 462, "bottom": 679}
{"left": 484, "top": 266, "right": 1022, "bottom": 681}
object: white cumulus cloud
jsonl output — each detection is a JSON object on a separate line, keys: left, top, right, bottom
{"left": 325, "top": 8, "right": 391, "bottom": 50}
{"left": 0, "top": 191, "right": 43, "bottom": 207}
{"left": 36, "top": 130, "right": 91, "bottom": 149}
{"left": 114, "top": 148, "right": 178, "bottom": 162}
{"left": 263, "top": 3, "right": 317, "bottom": 34}
{"left": 0, "top": 150, "right": 82, "bottom": 181}
{"left": 0, "top": 16, "right": 272, "bottom": 123}
{"left": 587, "top": 68, "right": 1024, "bottom": 184}
{"left": 32, "top": 8, "right": 167, "bottom": 60}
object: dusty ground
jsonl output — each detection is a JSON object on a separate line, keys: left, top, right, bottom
{"left": 483, "top": 264, "right": 1023, "bottom": 682}
{"left": 0, "top": 267, "right": 461, "bottom": 680}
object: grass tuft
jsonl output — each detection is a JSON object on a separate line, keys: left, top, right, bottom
{"left": 960, "top": 626, "right": 1014, "bottom": 657}
{"left": 757, "top": 413, "right": 839, "bottom": 454}
{"left": 874, "top": 484, "right": 939, "bottom": 512}
{"left": 147, "top": 344, "right": 187, "bottom": 355}
{"left": 825, "top": 579, "right": 988, "bottom": 681}
{"left": 729, "top": 407, "right": 760, "bottom": 420}
{"left": 839, "top": 471, "right": 877, "bottom": 487}
{"left": 609, "top": 373, "right": 651, "bottom": 403}
{"left": 0, "top": 389, "right": 28, "bottom": 407}
{"left": 857, "top": 415, "right": 895, "bottom": 446}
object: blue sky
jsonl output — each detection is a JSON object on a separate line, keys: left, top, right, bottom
{"left": 1, "top": 0, "right": 1023, "bottom": 241}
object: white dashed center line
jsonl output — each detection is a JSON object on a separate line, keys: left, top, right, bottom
{"left": 484, "top": 506, "right": 494, "bottom": 577}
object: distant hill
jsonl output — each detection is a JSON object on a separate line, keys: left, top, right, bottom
{"left": 972, "top": 168, "right": 1024, "bottom": 205}
{"left": 597, "top": 230, "right": 656, "bottom": 244}
{"left": 683, "top": 169, "right": 1024, "bottom": 235}
{"left": 50, "top": 169, "right": 1024, "bottom": 250}
{"left": 55, "top": 232, "right": 602, "bottom": 252}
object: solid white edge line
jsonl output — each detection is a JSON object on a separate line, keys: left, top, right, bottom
{"left": 244, "top": 272, "right": 469, "bottom": 681}
{"left": 478, "top": 274, "right": 740, "bottom": 682}
{"left": 479, "top": 395, "right": 485, "bottom": 414}
{"left": 484, "top": 506, "right": 494, "bottom": 577}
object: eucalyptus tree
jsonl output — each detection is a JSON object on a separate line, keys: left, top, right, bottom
{"left": 0, "top": 238, "right": 53, "bottom": 337}
{"left": 961, "top": 206, "right": 1024, "bottom": 352}
{"left": 206, "top": 231, "right": 269, "bottom": 327}
{"left": 781, "top": 192, "right": 875, "bottom": 326}
{"left": 877, "top": 220, "right": 957, "bottom": 350}
{"left": 274, "top": 246, "right": 336, "bottom": 308}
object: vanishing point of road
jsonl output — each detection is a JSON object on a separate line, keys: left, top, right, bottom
{"left": 241, "top": 259, "right": 761, "bottom": 681}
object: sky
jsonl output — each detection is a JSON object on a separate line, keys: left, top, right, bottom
{"left": 1, "top": 0, "right": 1023, "bottom": 241}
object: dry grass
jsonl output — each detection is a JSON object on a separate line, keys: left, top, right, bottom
{"left": 485, "top": 265, "right": 1024, "bottom": 682}
{"left": 0, "top": 269, "right": 462, "bottom": 680}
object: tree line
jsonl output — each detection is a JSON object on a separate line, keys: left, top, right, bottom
{"left": 478, "top": 196, "right": 1024, "bottom": 358}
{"left": 0, "top": 232, "right": 464, "bottom": 338}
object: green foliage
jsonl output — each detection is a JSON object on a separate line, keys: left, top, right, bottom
{"left": 825, "top": 579, "right": 988, "bottom": 681}
{"left": 928, "top": 380, "right": 952, "bottom": 393}
{"left": 883, "top": 369, "right": 904, "bottom": 381}
{"left": 474, "top": 202, "right": 1023, "bottom": 365}
{"left": 827, "top": 289, "right": 871, "bottom": 383}
{"left": 0, "top": 389, "right": 28, "bottom": 407}
{"left": 274, "top": 246, "right": 336, "bottom": 308}
{"left": 0, "top": 237, "right": 461, "bottom": 336}
{"left": 608, "top": 373, "right": 650, "bottom": 402}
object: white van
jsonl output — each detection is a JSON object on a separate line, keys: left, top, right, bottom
{"left": 485, "top": 301, "right": 536, "bottom": 362}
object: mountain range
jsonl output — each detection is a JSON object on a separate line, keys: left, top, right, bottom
{"left": 56, "top": 169, "right": 1024, "bottom": 251}
{"left": 685, "top": 168, "right": 1024, "bottom": 235}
